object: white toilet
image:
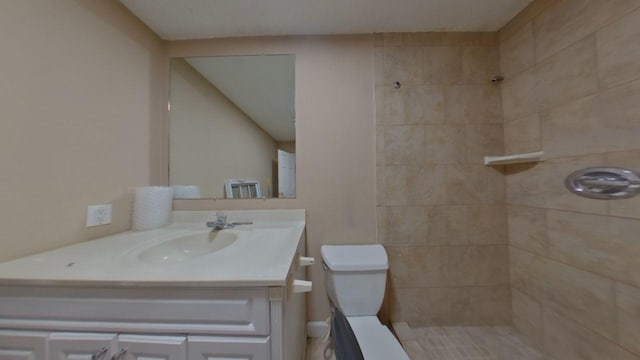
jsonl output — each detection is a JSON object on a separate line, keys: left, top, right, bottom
{"left": 321, "top": 244, "right": 410, "bottom": 360}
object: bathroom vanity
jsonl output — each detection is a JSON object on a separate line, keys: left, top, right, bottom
{"left": 0, "top": 210, "right": 309, "bottom": 360}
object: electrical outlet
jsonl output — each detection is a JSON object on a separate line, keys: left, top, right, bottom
{"left": 86, "top": 204, "right": 112, "bottom": 227}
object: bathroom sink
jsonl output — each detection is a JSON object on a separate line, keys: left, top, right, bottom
{"left": 138, "top": 231, "right": 237, "bottom": 264}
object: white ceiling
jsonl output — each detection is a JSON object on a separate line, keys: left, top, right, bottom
{"left": 120, "top": 0, "right": 533, "bottom": 40}
{"left": 185, "top": 55, "right": 295, "bottom": 142}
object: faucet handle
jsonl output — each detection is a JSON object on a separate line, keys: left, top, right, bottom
{"left": 215, "top": 212, "right": 227, "bottom": 222}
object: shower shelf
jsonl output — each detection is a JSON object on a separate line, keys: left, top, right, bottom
{"left": 484, "top": 151, "right": 544, "bottom": 166}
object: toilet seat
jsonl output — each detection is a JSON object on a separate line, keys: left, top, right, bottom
{"left": 346, "top": 316, "right": 410, "bottom": 360}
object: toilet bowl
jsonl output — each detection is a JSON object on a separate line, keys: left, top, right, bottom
{"left": 321, "top": 245, "right": 410, "bottom": 360}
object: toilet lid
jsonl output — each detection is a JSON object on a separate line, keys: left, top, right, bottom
{"left": 346, "top": 316, "right": 411, "bottom": 360}
{"left": 321, "top": 245, "right": 388, "bottom": 271}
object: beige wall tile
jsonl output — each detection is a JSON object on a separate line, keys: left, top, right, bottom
{"left": 449, "top": 245, "right": 509, "bottom": 286}
{"left": 423, "top": 47, "right": 462, "bottom": 85}
{"left": 376, "top": 165, "right": 386, "bottom": 205}
{"left": 382, "top": 165, "right": 449, "bottom": 206}
{"left": 512, "top": 289, "right": 544, "bottom": 347}
{"left": 538, "top": 256, "right": 617, "bottom": 341}
{"left": 597, "top": 8, "right": 640, "bottom": 88}
{"left": 616, "top": 282, "right": 640, "bottom": 355}
{"left": 507, "top": 205, "right": 548, "bottom": 255}
{"left": 467, "top": 286, "right": 512, "bottom": 325}
{"left": 373, "top": 33, "right": 384, "bottom": 47}
{"left": 375, "top": 126, "right": 385, "bottom": 165}
{"left": 506, "top": 163, "right": 547, "bottom": 208}
{"left": 382, "top": 165, "right": 408, "bottom": 206}
{"left": 548, "top": 210, "right": 640, "bottom": 288}
{"left": 378, "top": 205, "right": 429, "bottom": 246}
{"left": 501, "top": 68, "right": 538, "bottom": 121}
{"left": 383, "top": 85, "right": 446, "bottom": 125}
{"left": 424, "top": 125, "right": 466, "bottom": 164}
{"left": 465, "top": 124, "right": 504, "bottom": 164}
{"left": 462, "top": 47, "right": 500, "bottom": 84}
{"left": 499, "top": 0, "right": 557, "bottom": 41}
{"left": 504, "top": 114, "right": 541, "bottom": 154}
{"left": 500, "top": 22, "right": 535, "bottom": 77}
{"left": 374, "top": 47, "right": 384, "bottom": 86}
{"left": 387, "top": 246, "right": 450, "bottom": 287}
{"left": 375, "top": 85, "right": 385, "bottom": 124}
{"left": 543, "top": 308, "right": 640, "bottom": 360}
{"left": 468, "top": 205, "right": 508, "bottom": 245}
{"left": 445, "top": 85, "right": 503, "bottom": 124}
{"left": 384, "top": 126, "right": 425, "bottom": 164}
{"left": 606, "top": 150, "right": 640, "bottom": 219}
{"left": 383, "top": 33, "right": 444, "bottom": 47}
{"left": 390, "top": 287, "right": 469, "bottom": 325}
{"left": 384, "top": 32, "right": 497, "bottom": 48}
{"left": 510, "top": 246, "right": 545, "bottom": 300}
{"left": 448, "top": 165, "right": 505, "bottom": 205}
{"left": 443, "top": 32, "right": 499, "bottom": 47}
{"left": 384, "top": 46, "right": 423, "bottom": 85}
{"left": 379, "top": 31, "right": 508, "bottom": 329}
{"left": 533, "top": 0, "right": 640, "bottom": 62}
{"left": 541, "top": 79, "right": 640, "bottom": 157}
{"left": 405, "top": 165, "right": 449, "bottom": 205}
{"left": 427, "top": 205, "right": 468, "bottom": 245}
{"left": 377, "top": 206, "right": 388, "bottom": 241}
{"left": 535, "top": 36, "right": 598, "bottom": 111}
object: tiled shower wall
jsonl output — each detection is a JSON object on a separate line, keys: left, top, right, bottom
{"left": 500, "top": 0, "right": 640, "bottom": 359}
{"left": 374, "top": 33, "right": 510, "bottom": 326}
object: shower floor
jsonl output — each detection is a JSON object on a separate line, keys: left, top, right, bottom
{"left": 393, "top": 322, "right": 550, "bottom": 360}
{"left": 305, "top": 323, "right": 550, "bottom": 360}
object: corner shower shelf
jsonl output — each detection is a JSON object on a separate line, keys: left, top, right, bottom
{"left": 484, "top": 151, "right": 544, "bottom": 166}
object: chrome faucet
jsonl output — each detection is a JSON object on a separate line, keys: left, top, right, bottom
{"left": 206, "top": 213, "right": 253, "bottom": 231}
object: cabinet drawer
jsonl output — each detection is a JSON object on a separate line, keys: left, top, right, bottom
{"left": 0, "top": 330, "right": 48, "bottom": 360}
{"left": 0, "top": 286, "right": 269, "bottom": 335}
{"left": 188, "top": 335, "right": 270, "bottom": 360}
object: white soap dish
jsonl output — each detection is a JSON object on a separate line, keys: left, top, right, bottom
{"left": 484, "top": 151, "right": 544, "bottom": 166}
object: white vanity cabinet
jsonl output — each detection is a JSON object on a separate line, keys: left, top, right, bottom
{"left": 0, "top": 232, "right": 308, "bottom": 360}
{"left": 0, "top": 211, "right": 309, "bottom": 360}
{"left": 0, "top": 330, "right": 48, "bottom": 360}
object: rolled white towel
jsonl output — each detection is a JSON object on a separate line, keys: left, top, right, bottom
{"left": 133, "top": 186, "right": 173, "bottom": 231}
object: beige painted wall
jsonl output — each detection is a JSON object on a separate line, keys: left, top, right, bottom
{"left": 170, "top": 59, "right": 277, "bottom": 198}
{"left": 374, "top": 32, "right": 510, "bottom": 326}
{"left": 169, "top": 35, "right": 376, "bottom": 321}
{"left": 277, "top": 141, "right": 296, "bottom": 154}
{"left": 0, "top": 0, "right": 166, "bottom": 262}
{"left": 500, "top": 0, "right": 640, "bottom": 358}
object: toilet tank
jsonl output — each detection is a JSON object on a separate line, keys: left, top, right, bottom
{"left": 321, "top": 245, "right": 388, "bottom": 317}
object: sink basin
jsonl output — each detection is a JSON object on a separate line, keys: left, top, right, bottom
{"left": 138, "top": 231, "right": 237, "bottom": 264}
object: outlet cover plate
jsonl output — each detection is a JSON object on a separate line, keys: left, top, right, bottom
{"left": 86, "top": 204, "right": 112, "bottom": 227}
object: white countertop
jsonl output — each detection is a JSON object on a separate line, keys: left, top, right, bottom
{"left": 0, "top": 210, "right": 306, "bottom": 287}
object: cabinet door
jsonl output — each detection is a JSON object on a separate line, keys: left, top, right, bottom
{"left": 48, "top": 333, "right": 116, "bottom": 360}
{"left": 116, "top": 335, "right": 186, "bottom": 360}
{"left": 188, "top": 336, "right": 269, "bottom": 360}
{"left": 0, "top": 330, "right": 47, "bottom": 360}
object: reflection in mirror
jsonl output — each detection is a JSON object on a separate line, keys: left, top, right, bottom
{"left": 169, "top": 55, "right": 295, "bottom": 199}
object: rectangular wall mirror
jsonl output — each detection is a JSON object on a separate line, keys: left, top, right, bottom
{"left": 169, "top": 55, "right": 296, "bottom": 199}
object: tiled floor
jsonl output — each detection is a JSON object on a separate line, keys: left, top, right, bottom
{"left": 306, "top": 323, "right": 550, "bottom": 360}
{"left": 393, "top": 322, "right": 551, "bottom": 360}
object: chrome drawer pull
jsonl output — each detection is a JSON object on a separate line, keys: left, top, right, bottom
{"left": 91, "top": 347, "right": 108, "bottom": 360}
{"left": 111, "top": 347, "right": 128, "bottom": 360}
